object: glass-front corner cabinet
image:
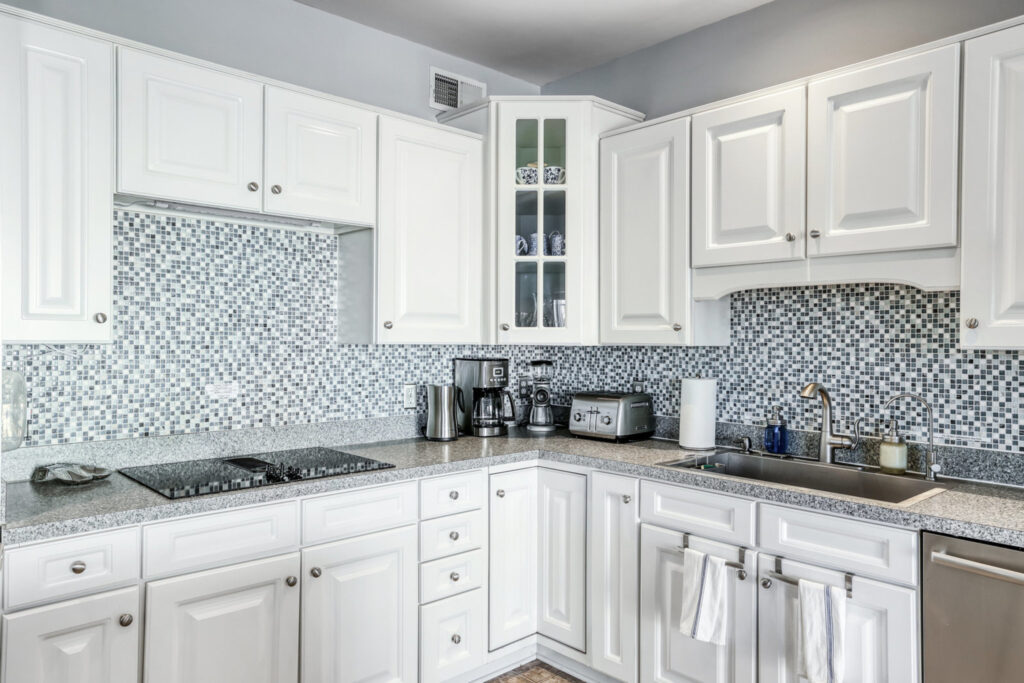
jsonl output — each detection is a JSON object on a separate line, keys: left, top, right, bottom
{"left": 442, "top": 97, "right": 643, "bottom": 345}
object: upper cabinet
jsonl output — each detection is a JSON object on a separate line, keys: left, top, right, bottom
{"left": 263, "top": 86, "right": 377, "bottom": 225}
{"left": 118, "top": 47, "right": 264, "bottom": 212}
{"left": 599, "top": 118, "right": 729, "bottom": 345}
{"left": 376, "top": 117, "right": 483, "bottom": 344}
{"left": 961, "top": 24, "right": 1024, "bottom": 349}
{"left": 0, "top": 16, "right": 114, "bottom": 344}
{"left": 807, "top": 45, "right": 960, "bottom": 257}
{"left": 691, "top": 87, "right": 806, "bottom": 268}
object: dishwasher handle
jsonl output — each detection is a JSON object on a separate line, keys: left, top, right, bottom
{"left": 930, "top": 550, "right": 1024, "bottom": 587}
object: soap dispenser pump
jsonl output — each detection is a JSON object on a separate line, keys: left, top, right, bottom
{"left": 879, "top": 419, "right": 908, "bottom": 474}
{"left": 763, "top": 405, "right": 788, "bottom": 454}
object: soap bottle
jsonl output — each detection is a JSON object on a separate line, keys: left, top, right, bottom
{"left": 763, "top": 405, "right": 788, "bottom": 454}
{"left": 879, "top": 419, "right": 908, "bottom": 474}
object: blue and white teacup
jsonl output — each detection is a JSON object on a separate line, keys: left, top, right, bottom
{"left": 547, "top": 231, "right": 565, "bottom": 256}
{"left": 516, "top": 166, "right": 538, "bottom": 184}
{"left": 515, "top": 235, "right": 529, "bottom": 256}
{"left": 528, "top": 232, "right": 545, "bottom": 256}
{"left": 544, "top": 166, "right": 566, "bottom": 184}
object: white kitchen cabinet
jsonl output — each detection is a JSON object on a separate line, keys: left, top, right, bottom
{"left": 376, "top": 116, "right": 484, "bottom": 343}
{"left": 2, "top": 586, "right": 139, "bottom": 683}
{"left": 599, "top": 118, "right": 729, "bottom": 346}
{"left": 589, "top": 473, "right": 639, "bottom": 683}
{"left": 489, "top": 468, "right": 538, "bottom": 650}
{"left": 144, "top": 553, "right": 300, "bottom": 683}
{"left": 420, "top": 589, "right": 487, "bottom": 683}
{"left": 807, "top": 45, "right": 959, "bottom": 257}
{"left": 640, "top": 525, "right": 757, "bottom": 683}
{"left": 301, "top": 525, "right": 417, "bottom": 683}
{"left": 757, "top": 554, "right": 919, "bottom": 683}
{"left": 537, "top": 468, "right": 587, "bottom": 651}
{"left": 692, "top": 86, "right": 806, "bottom": 268}
{"left": 0, "top": 16, "right": 113, "bottom": 344}
{"left": 961, "top": 24, "right": 1024, "bottom": 349}
{"left": 263, "top": 86, "right": 377, "bottom": 225}
{"left": 118, "top": 47, "right": 264, "bottom": 211}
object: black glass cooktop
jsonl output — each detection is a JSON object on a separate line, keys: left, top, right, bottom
{"left": 119, "top": 447, "right": 395, "bottom": 499}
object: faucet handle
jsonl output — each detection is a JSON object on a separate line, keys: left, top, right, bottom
{"left": 850, "top": 417, "right": 864, "bottom": 450}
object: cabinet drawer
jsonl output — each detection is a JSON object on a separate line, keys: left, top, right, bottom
{"left": 420, "top": 470, "right": 486, "bottom": 519}
{"left": 144, "top": 501, "right": 299, "bottom": 578}
{"left": 420, "top": 589, "right": 486, "bottom": 683}
{"left": 640, "top": 480, "right": 755, "bottom": 546}
{"left": 759, "top": 504, "right": 918, "bottom": 584}
{"left": 420, "top": 549, "right": 484, "bottom": 604}
{"left": 420, "top": 509, "right": 485, "bottom": 562}
{"left": 303, "top": 481, "right": 418, "bottom": 545}
{"left": 5, "top": 528, "right": 140, "bottom": 610}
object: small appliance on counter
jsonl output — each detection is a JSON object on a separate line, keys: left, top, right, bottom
{"left": 679, "top": 376, "right": 717, "bottom": 450}
{"left": 879, "top": 419, "right": 908, "bottom": 474}
{"left": 424, "top": 384, "right": 458, "bottom": 442}
{"left": 763, "top": 405, "right": 788, "bottom": 454}
{"left": 453, "top": 358, "right": 516, "bottom": 437}
{"left": 526, "top": 359, "right": 557, "bottom": 433}
{"left": 569, "top": 391, "right": 654, "bottom": 441}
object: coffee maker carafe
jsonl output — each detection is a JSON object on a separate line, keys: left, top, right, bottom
{"left": 453, "top": 358, "right": 516, "bottom": 437}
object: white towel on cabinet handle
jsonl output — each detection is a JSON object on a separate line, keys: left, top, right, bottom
{"left": 678, "top": 547, "right": 728, "bottom": 645}
{"left": 799, "top": 578, "right": 846, "bottom": 683}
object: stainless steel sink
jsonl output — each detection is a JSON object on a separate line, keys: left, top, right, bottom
{"left": 659, "top": 450, "right": 946, "bottom": 505}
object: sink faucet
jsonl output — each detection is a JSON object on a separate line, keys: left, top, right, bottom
{"left": 884, "top": 393, "right": 940, "bottom": 481}
{"left": 799, "top": 383, "right": 861, "bottom": 464}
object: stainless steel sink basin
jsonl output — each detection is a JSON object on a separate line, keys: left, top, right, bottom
{"left": 659, "top": 450, "right": 946, "bottom": 505}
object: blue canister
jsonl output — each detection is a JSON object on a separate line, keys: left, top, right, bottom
{"left": 763, "top": 405, "right": 788, "bottom": 454}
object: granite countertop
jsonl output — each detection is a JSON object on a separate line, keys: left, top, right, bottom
{"left": 4, "top": 428, "right": 1024, "bottom": 547}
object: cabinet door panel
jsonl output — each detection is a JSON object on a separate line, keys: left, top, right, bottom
{"left": 538, "top": 468, "right": 586, "bottom": 651}
{"left": 808, "top": 45, "right": 959, "bottom": 256}
{"left": 961, "top": 24, "right": 1024, "bottom": 348}
{"left": 600, "top": 119, "right": 690, "bottom": 345}
{"left": 420, "top": 589, "right": 486, "bottom": 683}
{"left": 2, "top": 587, "right": 139, "bottom": 683}
{"left": 757, "top": 555, "right": 919, "bottom": 683}
{"left": 692, "top": 87, "right": 806, "bottom": 267}
{"left": 0, "top": 17, "right": 113, "bottom": 343}
{"left": 263, "top": 86, "right": 376, "bottom": 224}
{"left": 640, "top": 525, "right": 756, "bottom": 683}
{"left": 489, "top": 468, "right": 538, "bottom": 650}
{"left": 118, "top": 47, "right": 263, "bottom": 211}
{"left": 301, "top": 525, "right": 417, "bottom": 683}
{"left": 590, "top": 473, "right": 639, "bottom": 683}
{"left": 144, "top": 553, "right": 299, "bottom": 683}
{"left": 377, "top": 116, "right": 483, "bottom": 343}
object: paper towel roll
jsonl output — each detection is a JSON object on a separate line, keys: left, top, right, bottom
{"left": 679, "top": 377, "right": 717, "bottom": 450}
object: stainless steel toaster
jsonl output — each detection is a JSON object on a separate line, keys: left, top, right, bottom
{"left": 569, "top": 391, "right": 655, "bottom": 441}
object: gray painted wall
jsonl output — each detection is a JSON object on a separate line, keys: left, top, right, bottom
{"left": 542, "top": 0, "right": 1024, "bottom": 118}
{"left": 4, "top": 0, "right": 538, "bottom": 120}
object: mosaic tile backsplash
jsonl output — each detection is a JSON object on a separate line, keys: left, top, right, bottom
{"left": 3, "top": 210, "right": 1021, "bottom": 455}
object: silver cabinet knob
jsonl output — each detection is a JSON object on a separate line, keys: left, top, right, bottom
{"left": 965, "top": 317, "right": 980, "bottom": 329}
{"left": 500, "top": 323, "right": 510, "bottom": 331}
{"left": 622, "top": 494, "right": 631, "bottom": 504}
{"left": 383, "top": 321, "right": 393, "bottom": 329}
{"left": 672, "top": 323, "right": 682, "bottom": 331}
{"left": 271, "top": 184, "right": 282, "bottom": 195}
{"left": 247, "top": 181, "right": 259, "bottom": 192}
{"left": 449, "top": 530, "right": 460, "bottom": 541}
{"left": 93, "top": 312, "right": 108, "bottom": 324}
{"left": 451, "top": 634, "right": 462, "bottom": 645}
{"left": 70, "top": 561, "right": 87, "bottom": 575}
{"left": 785, "top": 232, "right": 796, "bottom": 242}
{"left": 310, "top": 567, "right": 322, "bottom": 578}
{"left": 450, "top": 572, "right": 460, "bottom": 582}
{"left": 285, "top": 576, "right": 297, "bottom": 587}
{"left": 449, "top": 490, "right": 459, "bottom": 500}
{"left": 496, "top": 489, "right": 505, "bottom": 498}
{"left": 809, "top": 229, "right": 821, "bottom": 238}
{"left": 119, "top": 613, "right": 133, "bottom": 627}
{"left": 760, "top": 578, "right": 773, "bottom": 590}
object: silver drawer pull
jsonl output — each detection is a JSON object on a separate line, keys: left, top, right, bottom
{"left": 310, "top": 567, "right": 322, "bottom": 578}
{"left": 496, "top": 489, "right": 505, "bottom": 498}
{"left": 93, "top": 312, "right": 108, "bottom": 324}
{"left": 451, "top": 634, "right": 462, "bottom": 645}
{"left": 931, "top": 550, "right": 1024, "bottom": 587}
{"left": 70, "top": 561, "right": 87, "bottom": 575}
{"left": 450, "top": 572, "right": 460, "bottom": 582}
{"left": 285, "top": 576, "right": 297, "bottom": 587}
{"left": 449, "top": 490, "right": 459, "bottom": 500}
{"left": 622, "top": 494, "right": 631, "bottom": 504}
{"left": 449, "top": 531, "right": 460, "bottom": 541}
{"left": 119, "top": 614, "right": 133, "bottom": 627}
{"left": 247, "top": 181, "right": 259, "bottom": 192}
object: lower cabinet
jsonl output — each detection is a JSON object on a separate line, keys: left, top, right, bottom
{"left": 144, "top": 553, "right": 300, "bottom": 683}
{"left": 2, "top": 586, "right": 139, "bottom": 683}
{"left": 489, "top": 468, "right": 539, "bottom": 650}
{"left": 757, "top": 554, "right": 919, "bottom": 683}
{"left": 301, "top": 525, "right": 418, "bottom": 683}
{"left": 537, "top": 468, "right": 587, "bottom": 651}
{"left": 640, "top": 524, "right": 757, "bottom": 683}
{"left": 420, "top": 588, "right": 487, "bottom": 683}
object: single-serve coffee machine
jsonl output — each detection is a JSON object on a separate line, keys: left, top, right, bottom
{"left": 453, "top": 358, "right": 516, "bottom": 437}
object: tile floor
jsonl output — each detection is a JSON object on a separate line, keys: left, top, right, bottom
{"left": 486, "top": 659, "right": 584, "bottom": 682}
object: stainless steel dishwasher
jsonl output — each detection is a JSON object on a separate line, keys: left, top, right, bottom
{"left": 923, "top": 532, "right": 1024, "bottom": 682}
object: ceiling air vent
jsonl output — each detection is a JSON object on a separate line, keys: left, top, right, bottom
{"left": 429, "top": 67, "right": 486, "bottom": 111}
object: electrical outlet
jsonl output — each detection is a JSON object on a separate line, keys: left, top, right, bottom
{"left": 403, "top": 383, "right": 417, "bottom": 409}
{"left": 205, "top": 382, "right": 239, "bottom": 399}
